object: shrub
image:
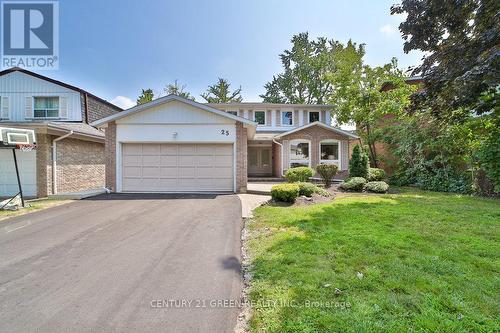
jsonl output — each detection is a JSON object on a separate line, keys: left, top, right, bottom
{"left": 339, "top": 177, "right": 367, "bottom": 192}
{"left": 285, "top": 167, "right": 314, "bottom": 183}
{"left": 296, "top": 182, "right": 330, "bottom": 197}
{"left": 271, "top": 183, "right": 300, "bottom": 202}
{"left": 364, "top": 181, "right": 389, "bottom": 193}
{"left": 296, "top": 182, "right": 316, "bottom": 197}
{"left": 368, "top": 168, "right": 386, "bottom": 181}
{"left": 349, "top": 144, "right": 369, "bottom": 178}
{"left": 316, "top": 164, "right": 338, "bottom": 187}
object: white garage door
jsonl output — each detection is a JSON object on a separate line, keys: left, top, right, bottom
{"left": 0, "top": 149, "right": 37, "bottom": 197}
{"left": 122, "top": 143, "right": 234, "bottom": 192}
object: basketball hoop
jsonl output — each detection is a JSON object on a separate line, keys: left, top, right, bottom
{"left": 17, "top": 143, "right": 37, "bottom": 152}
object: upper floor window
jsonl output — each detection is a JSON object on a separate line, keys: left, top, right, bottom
{"left": 227, "top": 110, "right": 237, "bottom": 116}
{"left": 34, "top": 97, "right": 59, "bottom": 118}
{"left": 281, "top": 111, "right": 293, "bottom": 126}
{"left": 254, "top": 111, "right": 266, "bottom": 125}
{"left": 309, "top": 111, "right": 320, "bottom": 123}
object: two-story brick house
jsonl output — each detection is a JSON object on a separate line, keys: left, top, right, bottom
{"left": 92, "top": 95, "right": 358, "bottom": 194}
{"left": 0, "top": 67, "right": 122, "bottom": 198}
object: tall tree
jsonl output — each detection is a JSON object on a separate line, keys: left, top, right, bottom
{"left": 260, "top": 32, "right": 365, "bottom": 104}
{"left": 137, "top": 89, "right": 154, "bottom": 105}
{"left": 328, "top": 58, "right": 416, "bottom": 167}
{"left": 201, "top": 78, "right": 243, "bottom": 103}
{"left": 391, "top": 0, "right": 499, "bottom": 117}
{"left": 164, "top": 80, "right": 195, "bottom": 101}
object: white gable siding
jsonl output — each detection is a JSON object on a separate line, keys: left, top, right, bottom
{"left": 0, "top": 71, "right": 82, "bottom": 122}
{"left": 117, "top": 100, "right": 234, "bottom": 125}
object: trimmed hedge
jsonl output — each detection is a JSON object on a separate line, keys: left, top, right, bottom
{"left": 364, "top": 181, "right": 389, "bottom": 193}
{"left": 296, "top": 182, "right": 330, "bottom": 197}
{"left": 316, "top": 164, "right": 338, "bottom": 187}
{"left": 340, "top": 177, "right": 367, "bottom": 191}
{"left": 368, "top": 168, "right": 386, "bottom": 181}
{"left": 285, "top": 167, "right": 314, "bottom": 183}
{"left": 271, "top": 183, "right": 300, "bottom": 202}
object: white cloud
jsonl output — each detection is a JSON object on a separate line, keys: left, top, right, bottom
{"left": 380, "top": 24, "right": 397, "bottom": 36}
{"left": 110, "top": 95, "right": 135, "bottom": 109}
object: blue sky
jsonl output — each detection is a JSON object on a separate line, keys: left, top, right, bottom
{"left": 47, "top": 0, "right": 421, "bottom": 108}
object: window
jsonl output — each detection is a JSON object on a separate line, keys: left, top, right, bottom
{"left": 227, "top": 111, "right": 237, "bottom": 116}
{"left": 34, "top": 97, "right": 59, "bottom": 118}
{"left": 320, "top": 140, "right": 340, "bottom": 165}
{"left": 309, "top": 111, "right": 320, "bottom": 123}
{"left": 254, "top": 111, "right": 266, "bottom": 125}
{"left": 290, "top": 140, "right": 310, "bottom": 168}
{"left": 281, "top": 111, "right": 293, "bottom": 126}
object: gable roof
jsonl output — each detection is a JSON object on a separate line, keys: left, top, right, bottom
{"left": 90, "top": 94, "right": 258, "bottom": 128}
{"left": 274, "top": 121, "right": 359, "bottom": 139}
{"left": 0, "top": 67, "right": 122, "bottom": 112}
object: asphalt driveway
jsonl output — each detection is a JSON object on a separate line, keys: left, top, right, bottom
{"left": 0, "top": 194, "right": 243, "bottom": 333}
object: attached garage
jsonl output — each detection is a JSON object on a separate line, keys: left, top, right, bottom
{"left": 92, "top": 95, "right": 256, "bottom": 193}
{"left": 122, "top": 143, "right": 234, "bottom": 192}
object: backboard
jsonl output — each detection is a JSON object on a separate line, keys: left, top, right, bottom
{"left": 0, "top": 127, "right": 36, "bottom": 150}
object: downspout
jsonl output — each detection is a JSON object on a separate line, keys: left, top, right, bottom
{"left": 52, "top": 131, "right": 73, "bottom": 194}
{"left": 272, "top": 138, "right": 284, "bottom": 177}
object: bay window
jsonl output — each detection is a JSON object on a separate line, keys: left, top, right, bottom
{"left": 320, "top": 140, "right": 340, "bottom": 165}
{"left": 290, "top": 139, "right": 310, "bottom": 168}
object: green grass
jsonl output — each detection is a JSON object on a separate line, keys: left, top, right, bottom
{"left": 247, "top": 188, "right": 500, "bottom": 333}
{"left": 0, "top": 198, "right": 69, "bottom": 221}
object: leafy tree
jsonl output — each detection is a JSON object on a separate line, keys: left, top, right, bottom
{"left": 328, "top": 58, "right": 416, "bottom": 166}
{"left": 137, "top": 89, "right": 154, "bottom": 105}
{"left": 349, "top": 144, "right": 369, "bottom": 178}
{"left": 164, "top": 80, "right": 195, "bottom": 101}
{"left": 391, "top": 0, "right": 499, "bottom": 117}
{"left": 260, "top": 32, "right": 365, "bottom": 104}
{"left": 201, "top": 78, "right": 243, "bottom": 103}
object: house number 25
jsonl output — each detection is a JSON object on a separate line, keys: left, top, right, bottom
{"left": 220, "top": 129, "right": 230, "bottom": 136}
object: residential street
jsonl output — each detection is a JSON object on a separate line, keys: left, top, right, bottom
{"left": 0, "top": 194, "right": 243, "bottom": 333}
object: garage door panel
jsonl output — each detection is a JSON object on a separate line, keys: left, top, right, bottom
{"left": 123, "top": 166, "right": 141, "bottom": 177}
{"left": 215, "top": 155, "right": 233, "bottom": 167}
{"left": 142, "top": 155, "right": 161, "bottom": 166}
{"left": 122, "top": 143, "right": 233, "bottom": 192}
{"left": 142, "top": 144, "right": 161, "bottom": 155}
{"left": 160, "top": 145, "right": 178, "bottom": 155}
{"left": 123, "top": 144, "right": 142, "bottom": 155}
{"left": 160, "top": 167, "right": 177, "bottom": 177}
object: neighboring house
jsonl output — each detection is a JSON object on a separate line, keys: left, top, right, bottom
{"left": 0, "top": 67, "right": 122, "bottom": 198}
{"left": 92, "top": 95, "right": 358, "bottom": 194}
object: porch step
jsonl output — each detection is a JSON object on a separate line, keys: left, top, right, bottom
{"left": 248, "top": 177, "right": 285, "bottom": 182}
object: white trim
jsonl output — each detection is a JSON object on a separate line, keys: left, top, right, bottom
{"left": 308, "top": 110, "right": 320, "bottom": 124}
{"left": 233, "top": 142, "right": 236, "bottom": 193}
{"left": 91, "top": 94, "right": 257, "bottom": 127}
{"left": 254, "top": 110, "right": 266, "bottom": 126}
{"left": 274, "top": 121, "right": 359, "bottom": 139}
{"left": 298, "top": 110, "right": 304, "bottom": 126}
{"left": 281, "top": 110, "right": 294, "bottom": 127}
{"left": 319, "top": 139, "right": 341, "bottom": 168}
{"left": 289, "top": 139, "right": 311, "bottom": 168}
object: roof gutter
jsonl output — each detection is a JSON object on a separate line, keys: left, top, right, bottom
{"left": 52, "top": 130, "right": 73, "bottom": 194}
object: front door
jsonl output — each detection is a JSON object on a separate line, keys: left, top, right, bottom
{"left": 248, "top": 147, "right": 272, "bottom": 176}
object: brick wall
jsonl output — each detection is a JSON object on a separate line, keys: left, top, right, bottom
{"left": 278, "top": 125, "right": 351, "bottom": 174}
{"left": 81, "top": 94, "right": 121, "bottom": 124}
{"left": 35, "top": 134, "right": 52, "bottom": 197}
{"left": 236, "top": 122, "right": 248, "bottom": 193}
{"left": 104, "top": 122, "right": 117, "bottom": 191}
{"left": 55, "top": 138, "right": 105, "bottom": 193}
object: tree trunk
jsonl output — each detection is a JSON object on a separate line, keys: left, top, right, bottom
{"left": 365, "top": 123, "right": 378, "bottom": 168}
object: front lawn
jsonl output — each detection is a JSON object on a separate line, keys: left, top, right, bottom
{"left": 247, "top": 188, "right": 500, "bottom": 332}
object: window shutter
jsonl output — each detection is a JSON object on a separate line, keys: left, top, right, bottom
{"left": 1, "top": 96, "right": 9, "bottom": 119}
{"left": 59, "top": 97, "right": 68, "bottom": 118}
{"left": 25, "top": 97, "right": 33, "bottom": 118}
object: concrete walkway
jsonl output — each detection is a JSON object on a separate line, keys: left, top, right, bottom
{"left": 238, "top": 193, "right": 270, "bottom": 218}
{"left": 247, "top": 182, "right": 278, "bottom": 195}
